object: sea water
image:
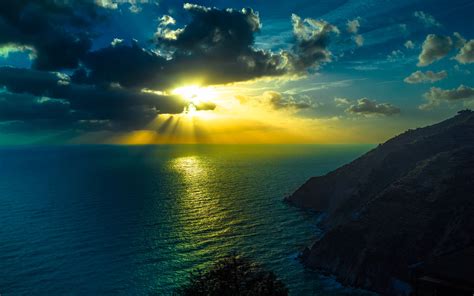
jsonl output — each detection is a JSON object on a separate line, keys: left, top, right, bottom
{"left": 0, "top": 144, "right": 376, "bottom": 295}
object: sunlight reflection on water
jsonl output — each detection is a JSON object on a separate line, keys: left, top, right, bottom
{"left": 170, "top": 155, "right": 233, "bottom": 271}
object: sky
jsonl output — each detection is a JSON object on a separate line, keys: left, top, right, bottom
{"left": 0, "top": 0, "right": 473, "bottom": 145}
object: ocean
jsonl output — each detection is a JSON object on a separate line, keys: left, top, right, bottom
{"left": 0, "top": 144, "right": 376, "bottom": 295}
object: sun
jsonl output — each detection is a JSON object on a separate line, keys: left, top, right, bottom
{"left": 172, "top": 85, "right": 219, "bottom": 115}
{"left": 172, "top": 85, "right": 217, "bottom": 105}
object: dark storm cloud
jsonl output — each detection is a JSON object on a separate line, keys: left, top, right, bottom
{"left": 158, "top": 4, "right": 262, "bottom": 54}
{"left": 0, "top": 92, "right": 70, "bottom": 121}
{"left": 79, "top": 40, "right": 168, "bottom": 89}
{"left": 0, "top": 0, "right": 103, "bottom": 70}
{"left": 76, "top": 4, "right": 339, "bottom": 90}
{"left": 0, "top": 67, "right": 186, "bottom": 131}
{"left": 153, "top": 4, "right": 287, "bottom": 86}
{"left": 151, "top": 4, "right": 337, "bottom": 86}
{"left": 66, "top": 4, "right": 287, "bottom": 90}
{"left": 0, "top": 91, "right": 75, "bottom": 133}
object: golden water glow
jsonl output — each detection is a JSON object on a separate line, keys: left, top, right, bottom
{"left": 170, "top": 155, "right": 233, "bottom": 265}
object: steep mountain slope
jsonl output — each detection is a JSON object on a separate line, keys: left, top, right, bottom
{"left": 286, "top": 110, "right": 474, "bottom": 294}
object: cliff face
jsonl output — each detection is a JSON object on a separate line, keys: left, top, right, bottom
{"left": 287, "top": 110, "right": 474, "bottom": 295}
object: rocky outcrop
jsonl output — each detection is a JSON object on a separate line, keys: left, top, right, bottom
{"left": 286, "top": 110, "right": 474, "bottom": 295}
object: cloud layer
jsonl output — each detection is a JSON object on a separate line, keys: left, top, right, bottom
{"left": 0, "top": 67, "right": 185, "bottom": 132}
{"left": 0, "top": 2, "right": 340, "bottom": 134}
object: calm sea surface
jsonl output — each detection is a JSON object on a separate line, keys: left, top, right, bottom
{"left": 0, "top": 144, "right": 375, "bottom": 295}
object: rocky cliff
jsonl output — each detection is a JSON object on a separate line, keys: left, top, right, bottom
{"left": 286, "top": 110, "right": 474, "bottom": 295}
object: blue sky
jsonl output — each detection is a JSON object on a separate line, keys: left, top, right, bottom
{"left": 0, "top": 0, "right": 473, "bottom": 144}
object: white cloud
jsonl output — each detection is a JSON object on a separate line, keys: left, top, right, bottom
{"left": 155, "top": 14, "right": 182, "bottom": 41}
{"left": 387, "top": 49, "right": 404, "bottom": 62}
{"left": 417, "top": 34, "right": 452, "bottom": 67}
{"left": 420, "top": 85, "right": 474, "bottom": 109}
{"left": 455, "top": 40, "right": 474, "bottom": 64}
{"left": 346, "top": 19, "right": 360, "bottom": 34}
{"left": 95, "top": 0, "right": 153, "bottom": 13}
{"left": 346, "top": 18, "right": 364, "bottom": 47}
{"left": 110, "top": 38, "right": 124, "bottom": 47}
{"left": 404, "top": 40, "right": 415, "bottom": 49}
{"left": 292, "top": 14, "right": 340, "bottom": 41}
{"left": 159, "top": 15, "right": 176, "bottom": 26}
{"left": 454, "top": 64, "right": 471, "bottom": 75}
{"left": 95, "top": 0, "right": 118, "bottom": 9}
{"left": 346, "top": 98, "right": 400, "bottom": 116}
{"left": 453, "top": 32, "right": 466, "bottom": 48}
{"left": 0, "top": 43, "right": 36, "bottom": 59}
{"left": 404, "top": 70, "right": 447, "bottom": 84}
{"left": 353, "top": 34, "right": 364, "bottom": 47}
{"left": 414, "top": 11, "right": 441, "bottom": 27}
{"left": 334, "top": 97, "right": 351, "bottom": 107}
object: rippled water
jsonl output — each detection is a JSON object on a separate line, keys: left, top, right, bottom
{"left": 0, "top": 145, "right": 375, "bottom": 295}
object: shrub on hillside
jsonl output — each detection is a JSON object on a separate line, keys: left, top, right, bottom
{"left": 175, "top": 255, "right": 288, "bottom": 296}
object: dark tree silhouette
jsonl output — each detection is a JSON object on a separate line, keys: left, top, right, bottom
{"left": 175, "top": 255, "right": 288, "bottom": 296}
